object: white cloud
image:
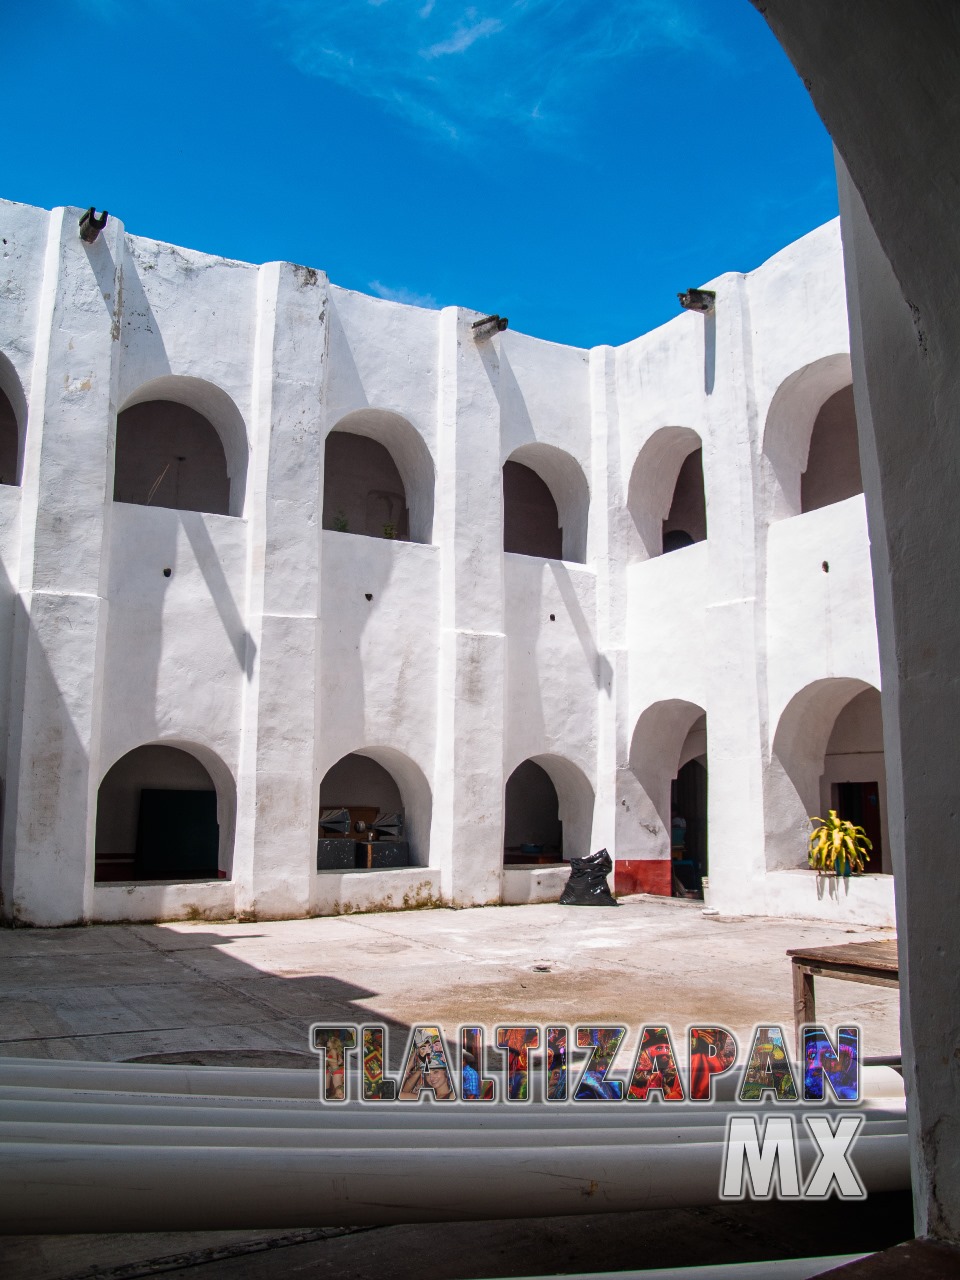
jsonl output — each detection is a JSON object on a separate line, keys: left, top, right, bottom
{"left": 262, "top": 1, "right": 716, "bottom": 145}
{"left": 369, "top": 280, "right": 440, "bottom": 309}
{"left": 422, "top": 16, "right": 504, "bottom": 59}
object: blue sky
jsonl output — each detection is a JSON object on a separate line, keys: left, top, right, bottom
{"left": 4, "top": 1, "right": 837, "bottom": 348}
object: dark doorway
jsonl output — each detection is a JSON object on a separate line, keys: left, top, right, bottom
{"left": 671, "top": 758, "right": 707, "bottom": 897}
{"left": 95, "top": 745, "right": 228, "bottom": 882}
{"left": 136, "top": 790, "right": 219, "bottom": 881}
{"left": 833, "top": 780, "right": 883, "bottom": 869}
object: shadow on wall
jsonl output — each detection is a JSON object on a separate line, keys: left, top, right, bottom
{"left": 95, "top": 743, "right": 236, "bottom": 884}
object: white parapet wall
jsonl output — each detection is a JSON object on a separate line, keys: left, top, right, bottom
{"left": 0, "top": 198, "right": 893, "bottom": 926}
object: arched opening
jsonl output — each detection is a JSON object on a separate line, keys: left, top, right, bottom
{"left": 322, "top": 433, "right": 410, "bottom": 541}
{"left": 767, "top": 678, "right": 888, "bottom": 873}
{"left": 502, "top": 443, "right": 589, "bottom": 564}
{"left": 317, "top": 748, "right": 431, "bottom": 869}
{"left": 762, "top": 354, "right": 854, "bottom": 521}
{"left": 672, "top": 755, "right": 708, "bottom": 896}
{"left": 503, "top": 759, "right": 562, "bottom": 864}
{"left": 821, "top": 687, "right": 887, "bottom": 872}
{"left": 628, "top": 427, "right": 706, "bottom": 559}
{"left": 502, "top": 461, "right": 561, "bottom": 560}
{"left": 801, "top": 384, "right": 863, "bottom": 512}
{"left": 115, "top": 377, "right": 248, "bottom": 517}
{"left": 95, "top": 743, "right": 235, "bottom": 883}
{"left": 627, "top": 700, "right": 707, "bottom": 898}
{"left": 0, "top": 351, "right": 26, "bottom": 486}
{"left": 322, "top": 409, "right": 435, "bottom": 544}
{"left": 503, "top": 753, "right": 595, "bottom": 866}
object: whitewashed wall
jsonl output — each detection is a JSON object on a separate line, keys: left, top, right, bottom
{"left": 0, "top": 200, "right": 893, "bottom": 926}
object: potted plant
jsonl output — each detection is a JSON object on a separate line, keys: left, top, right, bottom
{"left": 808, "top": 809, "right": 872, "bottom": 877}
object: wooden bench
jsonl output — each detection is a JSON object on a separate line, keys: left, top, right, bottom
{"left": 786, "top": 938, "right": 899, "bottom": 1060}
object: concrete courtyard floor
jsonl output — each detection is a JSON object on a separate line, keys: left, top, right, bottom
{"left": 0, "top": 895, "right": 909, "bottom": 1279}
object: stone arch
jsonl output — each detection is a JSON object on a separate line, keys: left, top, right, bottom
{"left": 766, "top": 676, "right": 882, "bottom": 872}
{"left": 502, "top": 443, "right": 589, "bottom": 564}
{"left": 324, "top": 409, "right": 435, "bottom": 544}
{"left": 317, "top": 746, "right": 432, "bottom": 867}
{"left": 94, "top": 740, "right": 236, "bottom": 882}
{"left": 115, "top": 376, "right": 248, "bottom": 517}
{"left": 762, "top": 354, "right": 854, "bottom": 521}
{"left": 503, "top": 752, "right": 595, "bottom": 863}
{"left": 628, "top": 427, "right": 705, "bottom": 559}
{"left": 628, "top": 699, "right": 707, "bottom": 893}
{"left": 0, "top": 350, "right": 27, "bottom": 486}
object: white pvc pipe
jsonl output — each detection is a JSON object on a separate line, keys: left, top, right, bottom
{"left": 0, "top": 1135, "right": 909, "bottom": 1234}
{"left": 0, "top": 1056, "right": 910, "bottom": 1234}
{"left": 0, "top": 1059, "right": 905, "bottom": 1101}
{"left": 0, "top": 1116, "right": 909, "bottom": 1149}
{"left": 485, "top": 1258, "right": 871, "bottom": 1280}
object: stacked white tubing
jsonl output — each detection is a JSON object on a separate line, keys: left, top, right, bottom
{"left": 481, "top": 1259, "right": 871, "bottom": 1280}
{"left": 0, "top": 1058, "right": 909, "bottom": 1234}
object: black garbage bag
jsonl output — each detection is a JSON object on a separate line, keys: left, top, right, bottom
{"left": 559, "top": 848, "right": 619, "bottom": 907}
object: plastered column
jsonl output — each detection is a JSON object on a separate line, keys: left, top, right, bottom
{"left": 698, "top": 279, "right": 768, "bottom": 914}
{"left": 589, "top": 346, "right": 622, "bottom": 864}
{"left": 233, "top": 263, "right": 326, "bottom": 919}
{"left": 432, "top": 309, "right": 505, "bottom": 906}
{"left": 2, "top": 207, "right": 121, "bottom": 924}
{"left": 839, "top": 160, "right": 960, "bottom": 1242}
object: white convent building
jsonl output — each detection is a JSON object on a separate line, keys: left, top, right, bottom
{"left": 0, "top": 197, "right": 895, "bottom": 928}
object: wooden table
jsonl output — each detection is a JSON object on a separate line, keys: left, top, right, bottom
{"left": 786, "top": 938, "right": 899, "bottom": 1055}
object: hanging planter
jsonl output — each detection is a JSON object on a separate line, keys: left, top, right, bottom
{"left": 808, "top": 809, "right": 872, "bottom": 876}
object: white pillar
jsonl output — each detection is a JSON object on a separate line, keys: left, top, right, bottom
{"left": 234, "top": 262, "right": 326, "bottom": 919}
{"left": 432, "top": 309, "right": 505, "bottom": 906}
{"left": 699, "top": 280, "right": 768, "bottom": 914}
{"left": 589, "top": 345, "right": 621, "bottom": 863}
{"left": 2, "top": 207, "right": 121, "bottom": 925}
{"left": 839, "top": 157, "right": 960, "bottom": 1242}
